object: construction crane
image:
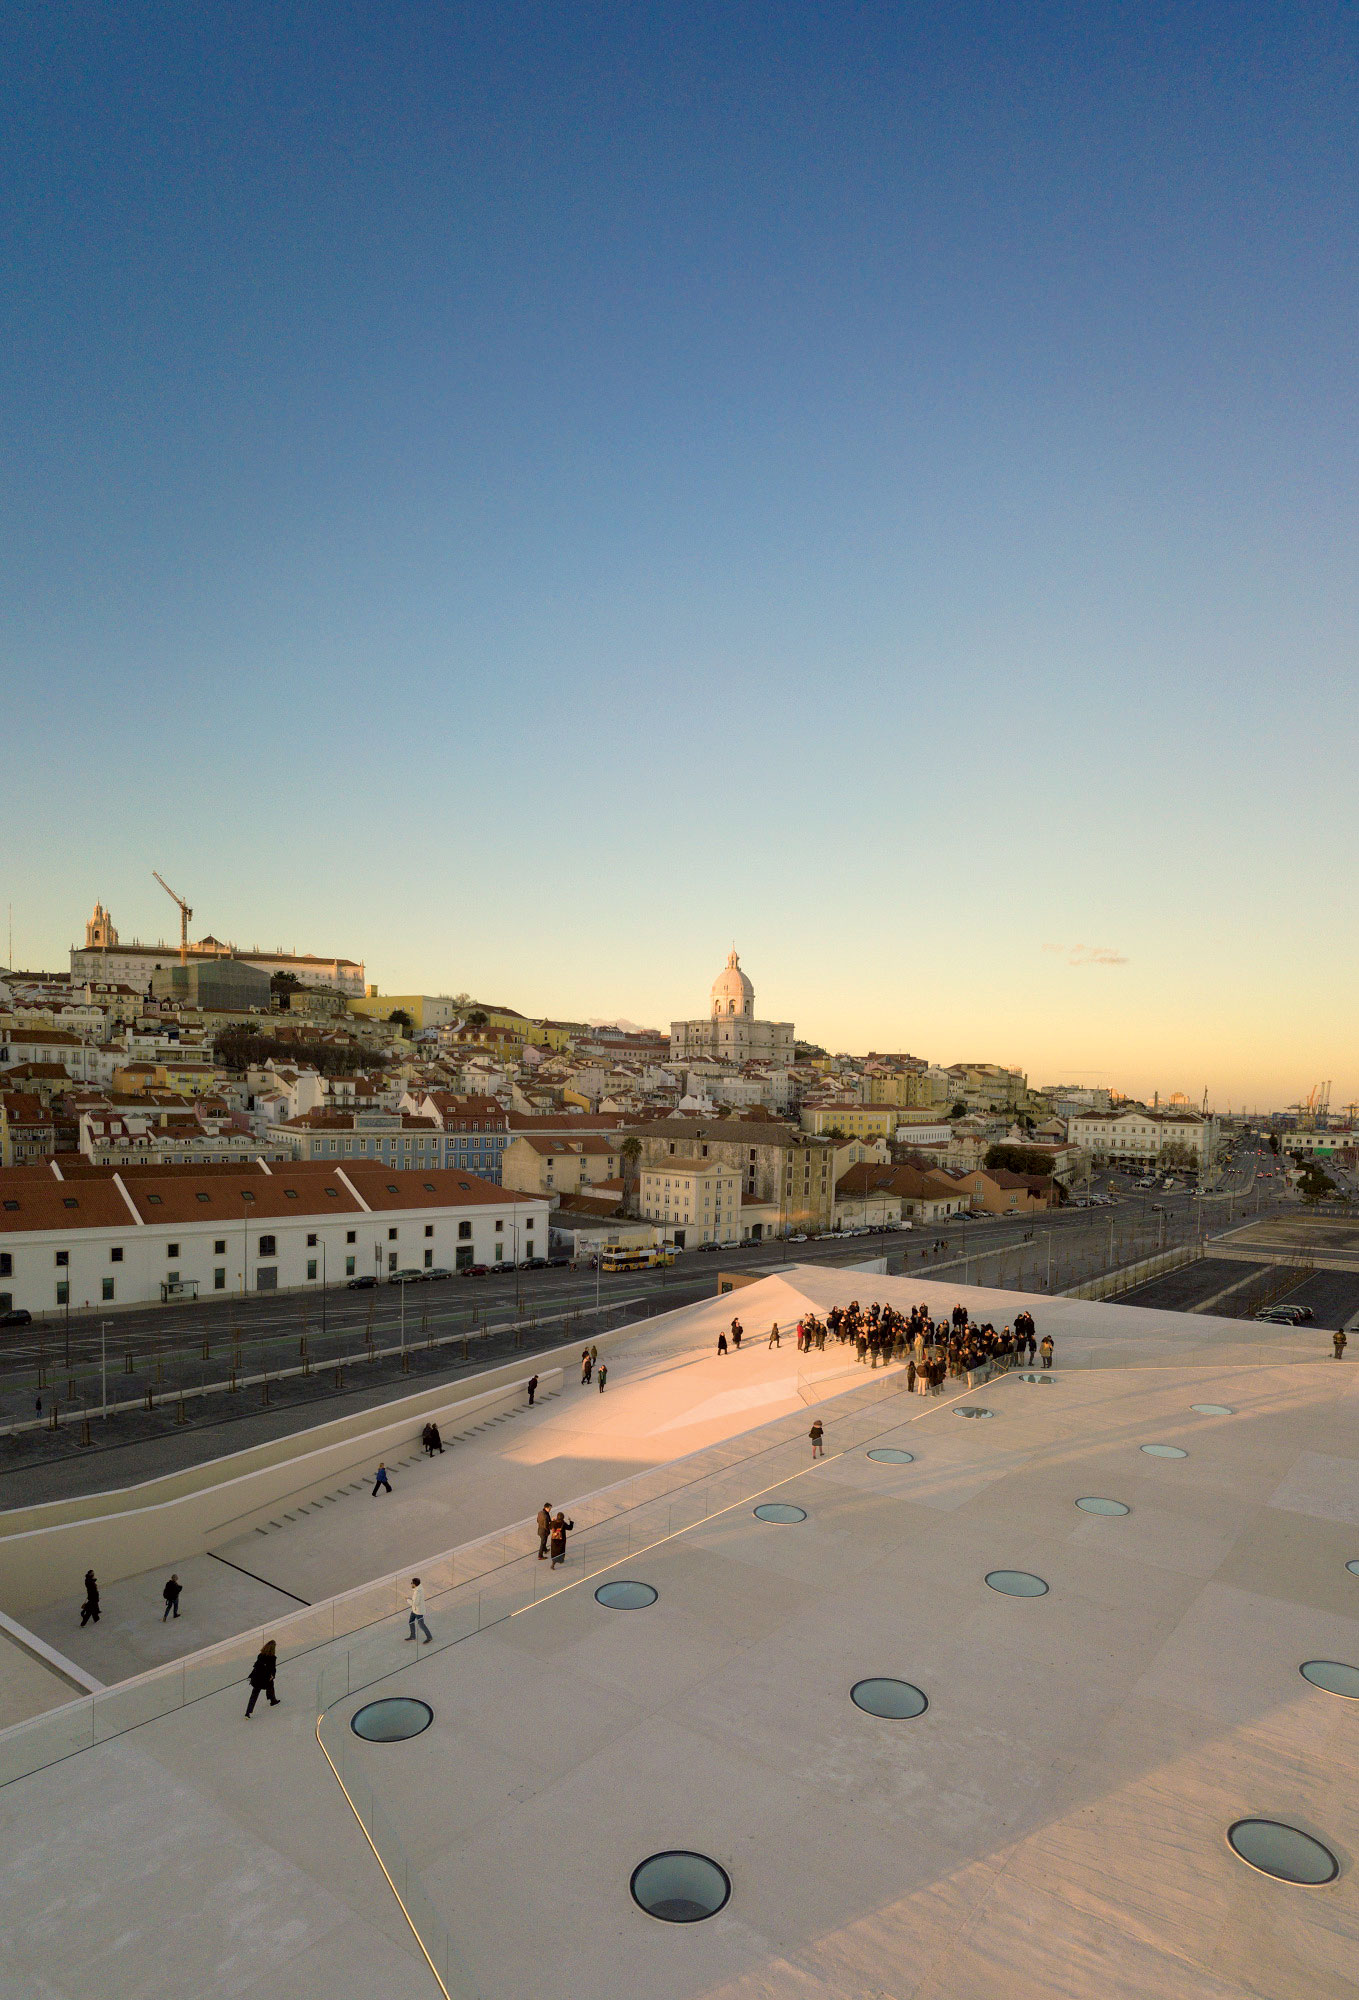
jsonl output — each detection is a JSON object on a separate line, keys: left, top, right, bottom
{"left": 151, "top": 872, "right": 192, "bottom": 966}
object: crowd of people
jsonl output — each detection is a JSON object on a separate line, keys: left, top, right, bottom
{"left": 718, "top": 1298, "right": 1053, "bottom": 1387}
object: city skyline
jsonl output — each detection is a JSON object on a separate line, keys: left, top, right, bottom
{"left": 6, "top": 886, "right": 1348, "bottom": 1114}
{"left": 3, "top": 5, "right": 1354, "bottom": 1109}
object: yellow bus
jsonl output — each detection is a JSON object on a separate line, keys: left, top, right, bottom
{"left": 599, "top": 1245, "right": 672, "bottom": 1273}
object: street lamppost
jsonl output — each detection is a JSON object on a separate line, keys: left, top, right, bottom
{"left": 100, "top": 1320, "right": 108, "bottom": 1421}
{"left": 319, "top": 1237, "right": 327, "bottom": 1342}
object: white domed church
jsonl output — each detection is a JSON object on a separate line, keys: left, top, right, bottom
{"left": 669, "top": 950, "right": 795, "bottom": 1064}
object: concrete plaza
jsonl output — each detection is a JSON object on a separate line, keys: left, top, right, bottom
{"left": 0, "top": 1267, "right": 1355, "bottom": 1998}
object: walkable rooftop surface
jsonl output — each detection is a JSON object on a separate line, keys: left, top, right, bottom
{"left": 0, "top": 1267, "right": 1355, "bottom": 1999}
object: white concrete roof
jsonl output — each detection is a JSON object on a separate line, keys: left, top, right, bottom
{"left": 0, "top": 1268, "right": 1355, "bottom": 1998}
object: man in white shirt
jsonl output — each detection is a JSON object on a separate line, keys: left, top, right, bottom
{"left": 405, "top": 1577, "right": 431, "bottom": 1643}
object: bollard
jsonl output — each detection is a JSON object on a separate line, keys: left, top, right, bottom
{"left": 67, "top": 1377, "right": 76, "bottom": 1400}
{"left": 401, "top": 1350, "right": 410, "bottom": 1373}
{"left": 335, "top": 1364, "right": 345, "bottom": 1389}
{"left": 261, "top": 1380, "right": 271, "bottom": 1404}
{"left": 144, "top": 1389, "right": 154, "bottom": 1412}
{"left": 49, "top": 1403, "right": 59, "bottom": 1430}
{"left": 79, "top": 1417, "right": 92, "bottom": 1447}
{"left": 202, "top": 1340, "right": 210, "bottom": 1361}
{"left": 228, "top": 1370, "right": 238, "bottom": 1394}
{"left": 175, "top": 1396, "right": 187, "bottom": 1425}
{"left": 124, "top": 1351, "right": 134, "bottom": 1373}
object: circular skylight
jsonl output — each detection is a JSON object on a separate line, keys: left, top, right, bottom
{"left": 1076, "top": 1496, "right": 1130, "bottom": 1515}
{"left": 866, "top": 1448, "right": 914, "bottom": 1463}
{"left": 1300, "top": 1659, "right": 1359, "bottom": 1700}
{"left": 753, "top": 1502, "right": 806, "bottom": 1523}
{"left": 1346, "top": 1560, "right": 1359, "bottom": 1577}
{"left": 956, "top": 1406, "right": 994, "bottom": 1419}
{"left": 1141, "top": 1444, "right": 1188, "bottom": 1458}
{"left": 595, "top": 1580, "right": 658, "bottom": 1610}
{"left": 1017, "top": 1373, "right": 1055, "bottom": 1385}
{"left": 850, "top": 1677, "right": 928, "bottom": 1719}
{"left": 630, "top": 1851, "right": 731, "bottom": 1922}
{"left": 350, "top": 1697, "right": 433, "bottom": 1742}
{"left": 985, "top": 1570, "right": 1048, "bottom": 1597}
{"left": 1191, "top": 1404, "right": 1235, "bottom": 1416}
{"left": 1226, "top": 1819, "right": 1338, "bottom": 1885}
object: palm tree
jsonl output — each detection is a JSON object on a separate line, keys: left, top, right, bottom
{"left": 620, "top": 1135, "right": 642, "bottom": 1213}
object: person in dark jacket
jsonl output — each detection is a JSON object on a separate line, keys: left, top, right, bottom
{"left": 549, "top": 1512, "right": 574, "bottom": 1568}
{"left": 717, "top": 1332, "right": 728, "bottom": 1355}
{"left": 80, "top": 1570, "right": 100, "bottom": 1626}
{"left": 536, "top": 1501, "right": 553, "bottom": 1559}
{"left": 597, "top": 1362, "right": 608, "bottom": 1392}
{"left": 527, "top": 1373, "right": 539, "bottom": 1404}
{"left": 809, "top": 1420, "right": 825, "bottom": 1458}
{"left": 245, "top": 1640, "right": 279, "bottom": 1717}
{"left": 162, "top": 1575, "right": 182, "bottom": 1620}
{"left": 372, "top": 1460, "right": 392, "bottom": 1496}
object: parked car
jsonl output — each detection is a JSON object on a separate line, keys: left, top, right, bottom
{"left": 1255, "top": 1304, "right": 1312, "bottom": 1324}
{"left": 391, "top": 1268, "right": 425, "bottom": 1285}
{"left": 787, "top": 1232, "right": 808, "bottom": 1243}
{"left": 695, "top": 1241, "right": 723, "bottom": 1252}
{"left": 459, "top": 1263, "right": 490, "bottom": 1279}
{"left": 424, "top": 1267, "right": 453, "bottom": 1282}
{"left": 521, "top": 1257, "right": 548, "bottom": 1270}
{"left": 345, "top": 1275, "right": 377, "bottom": 1290}
{"left": 0, "top": 1307, "right": 32, "bottom": 1327}
{"left": 547, "top": 1254, "right": 571, "bottom": 1268}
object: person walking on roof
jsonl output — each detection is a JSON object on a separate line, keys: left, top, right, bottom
{"left": 162, "top": 1575, "right": 182, "bottom": 1621}
{"left": 1040, "top": 1334, "right": 1054, "bottom": 1370}
{"left": 245, "top": 1640, "right": 279, "bottom": 1717}
{"left": 809, "top": 1419, "right": 825, "bottom": 1459}
{"left": 597, "top": 1361, "right": 608, "bottom": 1392}
{"left": 1335, "top": 1329, "right": 1348, "bottom": 1359}
{"left": 768, "top": 1322, "right": 781, "bottom": 1348}
{"left": 79, "top": 1570, "right": 100, "bottom": 1626}
{"left": 581, "top": 1350, "right": 593, "bottom": 1386}
{"left": 536, "top": 1502, "right": 553, "bottom": 1559}
{"left": 717, "top": 1332, "right": 728, "bottom": 1356}
{"left": 527, "top": 1373, "right": 539, "bottom": 1404}
{"left": 549, "top": 1512, "right": 574, "bottom": 1568}
{"left": 731, "top": 1318, "right": 743, "bottom": 1350}
{"left": 372, "top": 1460, "right": 392, "bottom": 1496}
{"left": 405, "top": 1578, "right": 432, "bottom": 1644}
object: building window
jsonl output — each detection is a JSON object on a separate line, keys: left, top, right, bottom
{"left": 346, "top": 1230, "right": 356, "bottom": 1244}
{"left": 0, "top": 1254, "right": 9, "bottom": 1279}
{"left": 168, "top": 1242, "right": 180, "bottom": 1258}
{"left": 214, "top": 1268, "right": 226, "bottom": 1290}
{"left": 387, "top": 1251, "right": 397, "bottom": 1271}
{"left": 495, "top": 1218, "right": 504, "bottom": 1232}
{"left": 345, "top": 1256, "right": 355, "bottom": 1277}
{"left": 387, "top": 1226, "right": 398, "bottom": 1241}
{"left": 424, "top": 1223, "right": 433, "bottom": 1237}
{"left": 55, "top": 1250, "right": 68, "bottom": 1268}
{"left": 307, "top": 1259, "right": 318, "bottom": 1280}
{"left": 100, "top": 1278, "right": 113, "bottom": 1302}
{"left": 259, "top": 1234, "right": 276, "bottom": 1257}
{"left": 215, "top": 1238, "right": 226, "bottom": 1254}
{"left": 109, "top": 1246, "right": 123, "bottom": 1263}
{"left": 307, "top": 1233, "right": 318, "bottom": 1247}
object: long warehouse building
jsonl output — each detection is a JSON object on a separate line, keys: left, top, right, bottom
{"left": 0, "top": 1160, "right": 550, "bottom": 1316}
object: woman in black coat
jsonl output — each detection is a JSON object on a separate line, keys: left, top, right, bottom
{"left": 245, "top": 1639, "right": 280, "bottom": 1717}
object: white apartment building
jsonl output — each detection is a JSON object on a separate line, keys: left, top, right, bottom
{"left": 1066, "top": 1108, "right": 1217, "bottom": 1169}
{"left": 637, "top": 1158, "right": 741, "bottom": 1248}
{"left": 0, "top": 1162, "right": 549, "bottom": 1316}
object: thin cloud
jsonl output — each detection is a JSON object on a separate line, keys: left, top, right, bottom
{"left": 1043, "top": 943, "right": 1129, "bottom": 968}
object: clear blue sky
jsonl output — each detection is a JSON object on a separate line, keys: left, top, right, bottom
{"left": 2, "top": 3, "right": 1354, "bottom": 1107}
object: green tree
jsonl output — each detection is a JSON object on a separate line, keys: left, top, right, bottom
{"left": 619, "top": 1135, "right": 642, "bottom": 1213}
{"left": 1268, "top": 1134, "right": 1280, "bottom": 1155}
{"left": 984, "top": 1143, "right": 1054, "bottom": 1179}
{"left": 1296, "top": 1160, "right": 1335, "bottom": 1204}
{"left": 949, "top": 1100, "right": 967, "bottom": 1119}
{"left": 387, "top": 1009, "right": 414, "bottom": 1033}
